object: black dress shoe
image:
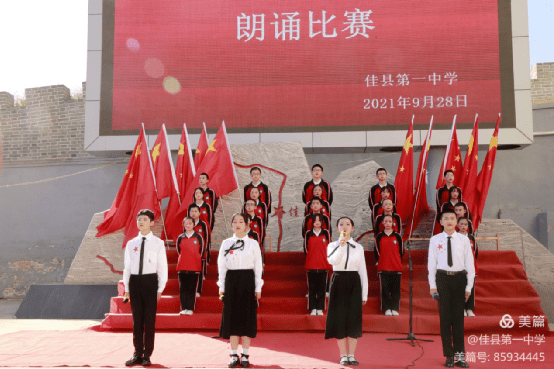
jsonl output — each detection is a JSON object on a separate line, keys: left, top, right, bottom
{"left": 240, "top": 354, "right": 250, "bottom": 367}
{"left": 445, "top": 357, "right": 455, "bottom": 368}
{"left": 141, "top": 357, "right": 151, "bottom": 366}
{"left": 348, "top": 357, "right": 359, "bottom": 366}
{"left": 228, "top": 354, "right": 241, "bottom": 368}
{"left": 455, "top": 359, "right": 469, "bottom": 368}
{"left": 125, "top": 354, "right": 143, "bottom": 366}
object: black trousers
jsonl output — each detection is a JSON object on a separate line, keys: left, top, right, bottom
{"left": 379, "top": 272, "right": 401, "bottom": 311}
{"left": 307, "top": 270, "right": 328, "bottom": 311}
{"left": 178, "top": 271, "right": 200, "bottom": 310}
{"left": 197, "top": 259, "right": 207, "bottom": 293}
{"left": 129, "top": 273, "right": 158, "bottom": 358}
{"left": 436, "top": 271, "right": 467, "bottom": 358}
{"left": 464, "top": 276, "right": 476, "bottom": 311}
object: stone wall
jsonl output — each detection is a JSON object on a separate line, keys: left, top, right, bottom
{"left": 531, "top": 62, "right": 554, "bottom": 104}
{"left": 0, "top": 83, "right": 92, "bottom": 161}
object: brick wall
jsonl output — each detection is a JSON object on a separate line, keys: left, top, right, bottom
{"left": 0, "top": 82, "right": 92, "bottom": 161}
{"left": 531, "top": 62, "right": 554, "bottom": 104}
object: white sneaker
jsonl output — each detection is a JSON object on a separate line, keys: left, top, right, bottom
{"left": 180, "top": 310, "right": 187, "bottom": 315}
{"left": 464, "top": 310, "right": 468, "bottom": 316}
{"left": 385, "top": 309, "right": 392, "bottom": 316}
{"left": 196, "top": 293, "right": 200, "bottom": 297}
{"left": 203, "top": 276, "right": 206, "bottom": 280}
{"left": 317, "top": 310, "right": 324, "bottom": 316}
{"left": 185, "top": 310, "right": 193, "bottom": 315}
{"left": 391, "top": 310, "right": 399, "bottom": 316}
{"left": 326, "top": 292, "right": 330, "bottom": 297}
{"left": 466, "top": 310, "right": 475, "bottom": 317}
{"left": 310, "top": 309, "right": 317, "bottom": 316}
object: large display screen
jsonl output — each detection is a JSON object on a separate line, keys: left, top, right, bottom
{"left": 101, "top": 0, "right": 512, "bottom": 134}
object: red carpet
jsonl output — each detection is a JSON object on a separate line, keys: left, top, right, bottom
{"left": 1, "top": 328, "right": 553, "bottom": 368}
{"left": 101, "top": 250, "right": 549, "bottom": 334}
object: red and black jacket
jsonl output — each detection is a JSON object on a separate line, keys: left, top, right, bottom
{"left": 188, "top": 201, "right": 214, "bottom": 231}
{"left": 374, "top": 213, "right": 402, "bottom": 235}
{"left": 304, "top": 197, "right": 331, "bottom": 219}
{"left": 247, "top": 229, "right": 260, "bottom": 244}
{"left": 302, "top": 179, "right": 333, "bottom": 205}
{"left": 304, "top": 229, "right": 332, "bottom": 270}
{"left": 248, "top": 214, "right": 265, "bottom": 244}
{"left": 192, "top": 219, "right": 210, "bottom": 259}
{"left": 369, "top": 183, "right": 397, "bottom": 210}
{"left": 372, "top": 201, "right": 398, "bottom": 226}
{"left": 176, "top": 232, "right": 204, "bottom": 272}
{"left": 242, "top": 200, "right": 269, "bottom": 226}
{"left": 192, "top": 187, "right": 218, "bottom": 213}
{"left": 374, "top": 231, "right": 404, "bottom": 273}
{"left": 244, "top": 182, "right": 272, "bottom": 215}
{"left": 302, "top": 212, "right": 331, "bottom": 238}
{"left": 468, "top": 233, "right": 478, "bottom": 275}
{"left": 436, "top": 185, "right": 462, "bottom": 212}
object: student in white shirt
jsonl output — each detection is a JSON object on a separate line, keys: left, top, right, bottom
{"left": 123, "top": 209, "right": 168, "bottom": 367}
{"left": 218, "top": 213, "right": 263, "bottom": 368}
{"left": 325, "top": 217, "right": 368, "bottom": 366}
{"left": 428, "top": 209, "right": 474, "bottom": 368}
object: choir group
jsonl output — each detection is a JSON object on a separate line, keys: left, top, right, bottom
{"left": 123, "top": 164, "right": 478, "bottom": 368}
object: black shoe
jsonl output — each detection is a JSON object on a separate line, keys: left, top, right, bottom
{"left": 340, "top": 356, "right": 349, "bottom": 365}
{"left": 228, "top": 354, "right": 241, "bottom": 368}
{"left": 125, "top": 354, "right": 143, "bottom": 366}
{"left": 348, "top": 356, "right": 359, "bottom": 366}
{"left": 240, "top": 354, "right": 250, "bottom": 367}
{"left": 141, "top": 357, "right": 151, "bottom": 366}
{"left": 445, "top": 357, "right": 455, "bottom": 368}
{"left": 455, "top": 360, "right": 469, "bottom": 368}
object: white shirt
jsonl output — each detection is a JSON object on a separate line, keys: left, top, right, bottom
{"left": 313, "top": 179, "right": 322, "bottom": 185}
{"left": 217, "top": 234, "right": 264, "bottom": 293}
{"left": 123, "top": 232, "right": 168, "bottom": 293}
{"left": 327, "top": 238, "right": 369, "bottom": 302}
{"left": 428, "top": 231, "right": 475, "bottom": 292}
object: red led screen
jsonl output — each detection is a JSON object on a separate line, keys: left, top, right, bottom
{"left": 111, "top": 0, "right": 502, "bottom": 131}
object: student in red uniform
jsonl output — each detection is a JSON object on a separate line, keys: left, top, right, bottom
{"left": 303, "top": 164, "right": 333, "bottom": 205}
{"left": 374, "top": 215, "right": 404, "bottom": 316}
{"left": 244, "top": 167, "right": 272, "bottom": 217}
{"left": 458, "top": 217, "right": 478, "bottom": 317}
{"left": 435, "top": 187, "right": 464, "bottom": 235}
{"left": 454, "top": 203, "right": 474, "bottom": 235}
{"left": 188, "top": 204, "right": 210, "bottom": 294}
{"left": 374, "top": 199, "right": 402, "bottom": 234}
{"left": 244, "top": 200, "right": 265, "bottom": 265}
{"left": 372, "top": 186, "right": 396, "bottom": 227}
{"left": 304, "top": 185, "right": 332, "bottom": 219}
{"left": 198, "top": 173, "right": 218, "bottom": 212}
{"left": 304, "top": 214, "right": 332, "bottom": 316}
{"left": 176, "top": 217, "right": 205, "bottom": 315}
{"left": 242, "top": 187, "right": 268, "bottom": 227}
{"left": 189, "top": 187, "right": 214, "bottom": 231}
{"left": 369, "top": 168, "right": 397, "bottom": 210}
{"left": 436, "top": 170, "right": 462, "bottom": 213}
{"left": 302, "top": 198, "right": 331, "bottom": 237}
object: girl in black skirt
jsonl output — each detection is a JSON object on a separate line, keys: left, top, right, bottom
{"left": 218, "top": 213, "right": 264, "bottom": 368}
{"left": 326, "top": 217, "right": 368, "bottom": 366}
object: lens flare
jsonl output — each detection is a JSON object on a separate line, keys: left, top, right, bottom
{"left": 126, "top": 38, "right": 140, "bottom": 52}
{"left": 144, "top": 58, "right": 164, "bottom": 78}
{"left": 163, "top": 77, "right": 181, "bottom": 95}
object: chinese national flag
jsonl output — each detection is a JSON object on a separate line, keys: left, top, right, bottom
{"left": 167, "top": 122, "right": 239, "bottom": 241}
{"left": 194, "top": 123, "right": 209, "bottom": 169}
{"left": 459, "top": 115, "right": 479, "bottom": 209}
{"left": 97, "top": 127, "right": 161, "bottom": 247}
{"left": 151, "top": 125, "right": 177, "bottom": 200}
{"left": 164, "top": 123, "right": 196, "bottom": 240}
{"left": 403, "top": 118, "right": 433, "bottom": 239}
{"left": 436, "top": 117, "right": 463, "bottom": 189}
{"left": 394, "top": 117, "right": 414, "bottom": 221}
{"left": 471, "top": 115, "right": 500, "bottom": 230}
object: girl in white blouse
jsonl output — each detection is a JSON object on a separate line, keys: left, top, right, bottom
{"left": 218, "top": 213, "right": 263, "bottom": 368}
{"left": 325, "top": 217, "right": 368, "bottom": 366}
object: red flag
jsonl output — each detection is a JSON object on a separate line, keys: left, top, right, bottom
{"left": 460, "top": 114, "right": 479, "bottom": 209}
{"left": 404, "top": 117, "right": 433, "bottom": 239}
{"left": 151, "top": 125, "right": 176, "bottom": 200}
{"left": 164, "top": 123, "right": 196, "bottom": 240}
{"left": 394, "top": 116, "right": 414, "bottom": 221}
{"left": 436, "top": 116, "right": 463, "bottom": 189}
{"left": 194, "top": 123, "right": 209, "bottom": 169}
{"left": 97, "top": 126, "right": 161, "bottom": 247}
{"left": 168, "top": 122, "right": 239, "bottom": 241}
{"left": 471, "top": 115, "right": 500, "bottom": 230}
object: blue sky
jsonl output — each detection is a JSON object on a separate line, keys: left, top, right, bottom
{"left": 0, "top": 0, "right": 552, "bottom": 97}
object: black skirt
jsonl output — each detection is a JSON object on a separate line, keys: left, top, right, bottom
{"left": 325, "top": 271, "right": 363, "bottom": 339}
{"left": 219, "top": 269, "right": 257, "bottom": 339}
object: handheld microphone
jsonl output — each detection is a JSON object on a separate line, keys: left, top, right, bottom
{"left": 123, "top": 296, "right": 130, "bottom": 304}
{"left": 433, "top": 293, "right": 439, "bottom": 301}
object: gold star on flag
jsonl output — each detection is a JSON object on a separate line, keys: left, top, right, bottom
{"left": 451, "top": 166, "right": 456, "bottom": 171}
{"left": 180, "top": 173, "right": 183, "bottom": 178}
{"left": 135, "top": 143, "right": 142, "bottom": 158}
{"left": 152, "top": 143, "right": 161, "bottom": 163}
{"left": 426, "top": 139, "right": 431, "bottom": 152}
{"left": 454, "top": 155, "right": 461, "bottom": 162}
{"left": 488, "top": 165, "right": 492, "bottom": 170}
{"left": 130, "top": 173, "right": 133, "bottom": 178}
{"left": 400, "top": 166, "right": 405, "bottom": 172}
{"left": 475, "top": 155, "right": 478, "bottom": 161}
{"left": 125, "top": 169, "right": 129, "bottom": 175}
{"left": 178, "top": 143, "right": 185, "bottom": 155}
{"left": 403, "top": 134, "right": 413, "bottom": 154}
{"left": 195, "top": 148, "right": 200, "bottom": 154}
{"left": 206, "top": 139, "right": 217, "bottom": 154}
{"left": 467, "top": 135, "right": 474, "bottom": 155}
{"left": 489, "top": 135, "right": 498, "bottom": 151}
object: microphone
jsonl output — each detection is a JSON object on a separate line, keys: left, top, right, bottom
{"left": 433, "top": 293, "right": 439, "bottom": 300}
{"left": 123, "top": 296, "right": 130, "bottom": 304}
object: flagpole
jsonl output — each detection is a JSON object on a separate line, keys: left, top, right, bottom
{"left": 163, "top": 124, "right": 181, "bottom": 206}
{"left": 184, "top": 123, "right": 196, "bottom": 177}
{"left": 442, "top": 115, "right": 457, "bottom": 170}
{"left": 143, "top": 123, "right": 171, "bottom": 249}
